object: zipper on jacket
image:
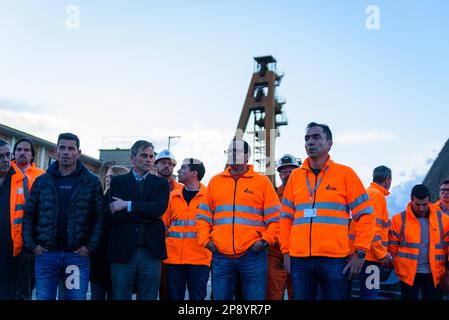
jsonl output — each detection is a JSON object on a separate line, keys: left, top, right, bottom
{"left": 309, "top": 172, "right": 318, "bottom": 257}
{"left": 232, "top": 179, "right": 238, "bottom": 255}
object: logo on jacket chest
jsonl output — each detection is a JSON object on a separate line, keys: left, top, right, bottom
{"left": 325, "top": 184, "right": 337, "bottom": 191}
{"left": 243, "top": 188, "right": 255, "bottom": 195}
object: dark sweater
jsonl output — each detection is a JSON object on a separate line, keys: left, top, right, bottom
{"left": 48, "top": 163, "right": 83, "bottom": 251}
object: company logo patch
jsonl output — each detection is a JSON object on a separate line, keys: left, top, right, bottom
{"left": 325, "top": 184, "right": 337, "bottom": 191}
{"left": 244, "top": 188, "right": 255, "bottom": 195}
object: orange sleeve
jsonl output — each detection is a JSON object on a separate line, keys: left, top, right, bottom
{"left": 280, "top": 172, "right": 296, "bottom": 254}
{"left": 388, "top": 214, "right": 402, "bottom": 257}
{"left": 196, "top": 183, "right": 214, "bottom": 247}
{"left": 370, "top": 193, "right": 388, "bottom": 260}
{"left": 346, "top": 169, "right": 375, "bottom": 253}
{"left": 261, "top": 177, "right": 281, "bottom": 246}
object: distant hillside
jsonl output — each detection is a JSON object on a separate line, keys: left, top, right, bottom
{"left": 423, "top": 139, "right": 449, "bottom": 202}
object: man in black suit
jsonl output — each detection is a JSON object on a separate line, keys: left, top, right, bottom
{"left": 108, "top": 140, "right": 170, "bottom": 300}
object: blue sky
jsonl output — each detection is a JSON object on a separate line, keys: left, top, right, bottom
{"left": 1, "top": 1, "right": 448, "bottom": 213}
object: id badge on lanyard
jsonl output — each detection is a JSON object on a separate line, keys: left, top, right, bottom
{"left": 305, "top": 166, "right": 328, "bottom": 218}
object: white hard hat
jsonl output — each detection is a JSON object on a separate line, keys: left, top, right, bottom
{"left": 277, "top": 154, "right": 301, "bottom": 171}
{"left": 155, "top": 149, "right": 176, "bottom": 164}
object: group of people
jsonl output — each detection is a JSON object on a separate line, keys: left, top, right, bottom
{"left": 0, "top": 121, "right": 449, "bottom": 300}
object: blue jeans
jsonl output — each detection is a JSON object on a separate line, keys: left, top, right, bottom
{"left": 212, "top": 248, "right": 267, "bottom": 300}
{"left": 165, "top": 264, "right": 210, "bottom": 300}
{"left": 35, "top": 251, "right": 89, "bottom": 300}
{"left": 111, "top": 247, "right": 161, "bottom": 300}
{"left": 290, "top": 256, "right": 348, "bottom": 300}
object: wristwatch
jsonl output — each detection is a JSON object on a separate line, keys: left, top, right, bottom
{"left": 355, "top": 249, "right": 366, "bottom": 259}
{"left": 261, "top": 239, "right": 270, "bottom": 249}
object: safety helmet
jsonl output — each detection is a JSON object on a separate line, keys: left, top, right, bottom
{"left": 277, "top": 154, "right": 301, "bottom": 172}
{"left": 155, "top": 149, "right": 176, "bottom": 165}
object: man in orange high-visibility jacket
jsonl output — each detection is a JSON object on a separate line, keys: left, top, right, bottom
{"left": 197, "top": 138, "right": 280, "bottom": 300}
{"left": 388, "top": 184, "right": 449, "bottom": 300}
{"left": 266, "top": 154, "right": 300, "bottom": 300}
{"left": 0, "top": 139, "right": 32, "bottom": 299}
{"left": 280, "top": 122, "right": 375, "bottom": 300}
{"left": 435, "top": 180, "right": 449, "bottom": 216}
{"left": 348, "top": 165, "right": 392, "bottom": 300}
{"left": 12, "top": 138, "right": 45, "bottom": 300}
{"left": 163, "top": 158, "right": 211, "bottom": 300}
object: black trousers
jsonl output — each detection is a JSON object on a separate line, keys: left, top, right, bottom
{"left": 400, "top": 273, "right": 440, "bottom": 300}
{"left": 0, "top": 249, "right": 17, "bottom": 300}
{"left": 15, "top": 251, "right": 35, "bottom": 300}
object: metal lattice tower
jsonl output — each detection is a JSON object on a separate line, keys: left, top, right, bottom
{"left": 235, "top": 56, "right": 288, "bottom": 184}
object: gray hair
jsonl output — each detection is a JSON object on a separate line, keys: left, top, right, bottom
{"left": 130, "top": 140, "right": 154, "bottom": 157}
{"left": 373, "top": 165, "right": 392, "bottom": 184}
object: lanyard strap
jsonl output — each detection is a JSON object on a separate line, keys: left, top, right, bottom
{"left": 306, "top": 166, "right": 329, "bottom": 203}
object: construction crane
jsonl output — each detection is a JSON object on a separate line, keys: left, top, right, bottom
{"left": 234, "top": 55, "right": 288, "bottom": 185}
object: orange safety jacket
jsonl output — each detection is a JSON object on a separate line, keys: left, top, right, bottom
{"left": 12, "top": 161, "right": 45, "bottom": 187}
{"left": 349, "top": 182, "right": 390, "bottom": 262}
{"left": 9, "top": 162, "right": 41, "bottom": 257}
{"left": 163, "top": 184, "right": 212, "bottom": 266}
{"left": 269, "top": 184, "right": 286, "bottom": 260}
{"left": 435, "top": 200, "right": 449, "bottom": 216}
{"left": 196, "top": 165, "right": 280, "bottom": 256}
{"left": 388, "top": 203, "right": 449, "bottom": 286}
{"left": 280, "top": 156, "right": 375, "bottom": 258}
{"left": 169, "top": 178, "right": 183, "bottom": 192}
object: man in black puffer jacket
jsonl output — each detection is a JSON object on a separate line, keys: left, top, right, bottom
{"left": 23, "top": 133, "right": 104, "bottom": 300}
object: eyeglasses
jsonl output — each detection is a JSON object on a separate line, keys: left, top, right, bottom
{"left": 440, "top": 188, "right": 449, "bottom": 193}
{"left": 0, "top": 152, "right": 11, "bottom": 160}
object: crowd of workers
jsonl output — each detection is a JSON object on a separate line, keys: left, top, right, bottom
{"left": 0, "top": 121, "right": 448, "bottom": 300}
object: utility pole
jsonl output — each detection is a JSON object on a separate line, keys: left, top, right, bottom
{"left": 168, "top": 136, "right": 181, "bottom": 150}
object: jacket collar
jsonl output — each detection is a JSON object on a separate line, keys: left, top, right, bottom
{"left": 370, "top": 182, "right": 390, "bottom": 196}
{"left": 406, "top": 202, "right": 433, "bottom": 219}
{"left": 10, "top": 161, "right": 24, "bottom": 181}
{"left": 301, "top": 156, "right": 333, "bottom": 172}
{"left": 172, "top": 183, "right": 206, "bottom": 199}
{"left": 220, "top": 164, "right": 256, "bottom": 178}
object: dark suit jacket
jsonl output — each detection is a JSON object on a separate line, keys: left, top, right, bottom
{"left": 108, "top": 171, "right": 170, "bottom": 263}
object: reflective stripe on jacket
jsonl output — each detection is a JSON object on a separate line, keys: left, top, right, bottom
{"left": 163, "top": 184, "right": 212, "bottom": 266}
{"left": 388, "top": 203, "right": 449, "bottom": 286}
{"left": 280, "top": 156, "right": 375, "bottom": 258}
{"left": 349, "top": 182, "right": 390, "bottom": 262}
{"left": 196, "top": 165, "right": 280, "bottom": 256}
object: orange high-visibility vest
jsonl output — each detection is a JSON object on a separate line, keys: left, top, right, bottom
{"left": 280, "top": 156, "right": 375, "bottom": 258}
{"left": 349, "top": 182, "right": 390, "bottom": 262}
{"left": 388, "top": 203, "right": 449, "bottom": 286}
{"left": 196, "top": 165, "right": 280, "bottom": 256}
{"left": 9, "top": 162, "right": 44, "bottom": 257}
{"left": 163, "top": 184, "right": 212, "bottom": 266}
{"left": 435, "top": 200, "right": 449, "bottom": 216}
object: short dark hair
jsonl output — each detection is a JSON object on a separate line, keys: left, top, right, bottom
{"left": 231, "top": 138, "right": 250, "bottom": 154}
{"left": 57, "top": 133, "right": 80, "bottom": 149}
{"left": 411, "top": 184, "right": 430, "bottom": 200}
{"left": 13, "top": 138, "right": 36, "bottom": 163}
{"left": 440, "top": 180, "right": 449, "bottom": 187}
{"left": 130, "top": 140, "right": 154, "bottom": 157}
{"left": 184, "top": 158, "right": 206, "bottom": 181}
{"left": 306, "top": 122, "right": 333, "bottom": 141}
{"left": 373, "top": 165, "right": 392, "bottom": 184}
{"left": 0, "top": 139, "right": 9, "bottom": 147}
